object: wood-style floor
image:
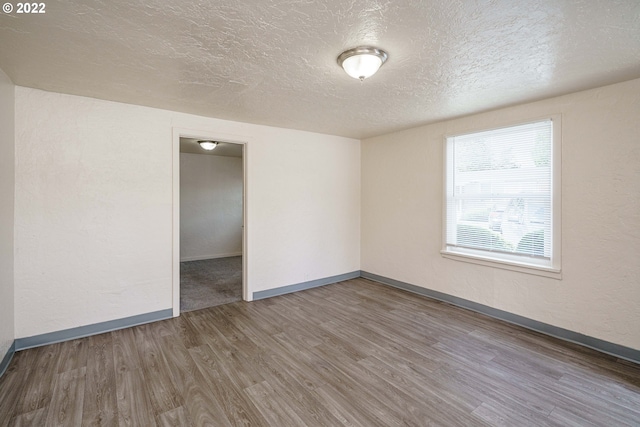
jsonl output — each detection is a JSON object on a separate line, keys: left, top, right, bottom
{"left": 1, "top": 278, "right": 639, "bottom": 426}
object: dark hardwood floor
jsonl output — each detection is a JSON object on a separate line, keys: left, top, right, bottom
{"left": 1, "top": 278, "right": 639, "bottom": 426}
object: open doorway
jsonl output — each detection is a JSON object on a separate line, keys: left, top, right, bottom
{"left": 172, "top": 132, "right": 247, "bottom": 315}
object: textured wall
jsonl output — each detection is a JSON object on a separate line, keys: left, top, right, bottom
{"left": 180, "top": 153, "right": 243, "bottom": 261}
{"left": 0, "top": 68, "right": 15, "bottom": 359}
{"left": 362, "top": 78, "right": 640, "bottom": 350}
{"left": 14, "top": 87, "right": 360, "bottom": 338}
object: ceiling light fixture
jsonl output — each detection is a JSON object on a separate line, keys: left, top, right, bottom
{"left": 198, "top": 140, "right": 218, "bottom": 150}
{"left": 337, "top": 46, "right": 388, "bottom": 81}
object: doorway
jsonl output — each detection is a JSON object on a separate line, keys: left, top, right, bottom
{"left": 172, "top": 130, "right": 249, "bottom": 316}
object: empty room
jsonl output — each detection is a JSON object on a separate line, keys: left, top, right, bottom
{"left": 0, "top": 1, "right": 639, "bottom": 426}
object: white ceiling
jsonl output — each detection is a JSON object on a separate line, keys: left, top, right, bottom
{"left": 180, "top": 138, "right": 243, "bottom": 157}
{"left": 1, "top": 1, "right": 639, "bottom": 139}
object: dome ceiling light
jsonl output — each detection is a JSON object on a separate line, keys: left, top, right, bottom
{"left": 198, "top": 140, "right": 219, "bottom": 150}
{"left": 337, "top": 46, "right": 388, "bottom": 81}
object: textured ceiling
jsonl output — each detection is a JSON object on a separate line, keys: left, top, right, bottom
{"left": 1, "top": 0, "right": 639, "bottom": 138}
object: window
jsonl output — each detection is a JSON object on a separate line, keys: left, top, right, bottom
{"left": 442, "top": 118, "right": 561, "bottom": 277}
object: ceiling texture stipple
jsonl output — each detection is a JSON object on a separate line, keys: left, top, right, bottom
{"left": 1, "top": 0, "right": 639, "bottom": 139}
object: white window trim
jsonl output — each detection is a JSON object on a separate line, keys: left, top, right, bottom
{"left": 441, "top": 115, "right": 562, "bottom": 280}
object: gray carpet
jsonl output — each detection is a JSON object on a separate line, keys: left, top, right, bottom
{"left": 180, "top": 256, "right": 242, "bottom": 312}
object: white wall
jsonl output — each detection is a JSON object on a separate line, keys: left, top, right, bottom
{"left": 0, "top": 68, "right": 15, "bottom": 358}
{"left": 362, "top": 78, "right": 640, "bottom": 350}
{"left": 14, "top": 87, "right": 360, "bottom": 338}
{"left": 180, "top": 153, "right": 243, "bottom": 261}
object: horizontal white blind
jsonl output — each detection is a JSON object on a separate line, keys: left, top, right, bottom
{"left": 445, "top": 120, "right": 553, "bottom": 263}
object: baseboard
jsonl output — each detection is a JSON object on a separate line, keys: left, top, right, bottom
{"left": 0, "top": 341, "right": 15, "bottom": 377}
{"left": 360, "top": 271, "right": 640, "bottom": 364}
{"left": 253, "top": 270, "right": 361, "bottom": 300}
{"left": 8, "top": 272, "right": 636, "bottom": 367}
{"left": 14, "top": 309, "right": 173, "bottom": 351}
{"left": 180, "top": 252, "right": 242, "bottom": 262}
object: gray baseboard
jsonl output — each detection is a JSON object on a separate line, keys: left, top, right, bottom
{"left": 14, "top": 309, "right": 173, "bottom": 351}
{"left": 253, "top": 270, "right": 361, "bottom": 300}
{"left": 6, "top": 272, "right": 637, "bottom": 371}
{"left": 0, "top": 341, "right": 15, "bottom": 377}
{"left": 360, "top": 271, "right": 640, "bottom": 364}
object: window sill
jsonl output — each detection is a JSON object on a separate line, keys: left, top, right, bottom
{"left": 440, "top": 250, "right": 562, "bottom": 280}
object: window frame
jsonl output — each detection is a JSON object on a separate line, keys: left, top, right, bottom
{"left": 441, "top": 115, "right": 562, "bottom": 279}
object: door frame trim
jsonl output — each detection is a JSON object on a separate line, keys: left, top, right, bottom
{"left": 172, "top": 127, "right": 250, "bottom": 317}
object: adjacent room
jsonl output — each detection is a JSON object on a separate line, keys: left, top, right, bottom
{"left": 0, "top": 1, "right": 639, "bottom": 425}
{"left": 179, "top": 137, "right": 245, "bottom": 312}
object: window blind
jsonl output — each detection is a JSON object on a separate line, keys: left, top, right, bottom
{"left": 445, "top": 120, "right": 554, "bottom": 264}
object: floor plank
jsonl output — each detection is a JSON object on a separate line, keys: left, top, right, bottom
{"left": 81, "top": 333, "right": 117, "bottom": 427}
{"left": 45, "top": 367, "right": 86, "bottom": 426}
{"left": 159, "top": 334, "right": 232, "bottom": 427}
{"left": 14, "top": 343, "right": 62, "bottom": 415}
{"left": 157, "top": 406, "right": 192, "bottom": 427}
{"left": 0, "top": 370, "right": 31, "bottom": 426}
{"left": 244, "top": 381, "right": 308, "bottom": 426}
{"left": 11, "top": 407, "right": 47, "bottom": 427}
{"left": 133, "top": 325, "right": 183, "bottom": 419}
{"left": 189, "top": 344, "right": 268, "bottom": 426}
